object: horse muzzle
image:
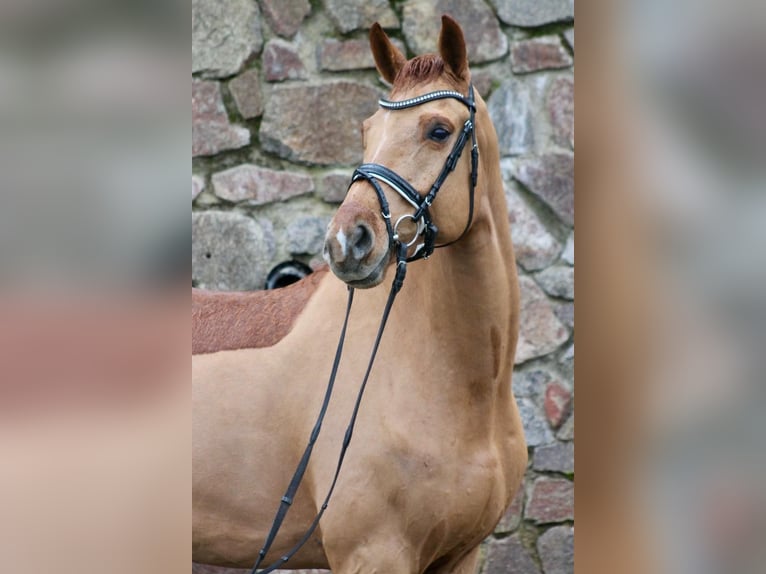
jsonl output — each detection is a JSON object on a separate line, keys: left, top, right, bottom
{"left": 323, "top": 199, "right": 391, "bottom": 288}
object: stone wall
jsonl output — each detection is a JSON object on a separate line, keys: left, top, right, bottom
{"left": 192, "top": 1, "right": 574, "bottom": 573}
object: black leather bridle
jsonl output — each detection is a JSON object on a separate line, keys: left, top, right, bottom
{"left": 352, "top": 83, "right": 479, "bottom": 263}
{"left": 250, "top": 84, "right": 479, "bottom": 574}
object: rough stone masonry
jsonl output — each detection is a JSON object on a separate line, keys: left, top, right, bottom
{"left": 192, "top": 1, "right": 574, "bottom": 572}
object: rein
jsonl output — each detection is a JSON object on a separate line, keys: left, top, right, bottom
{"left": 250, "top": 84, "right": 477, "bottom": 573}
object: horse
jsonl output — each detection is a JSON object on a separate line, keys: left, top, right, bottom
{"left": 192, "top": 16, "right": 527, "bottom": 573}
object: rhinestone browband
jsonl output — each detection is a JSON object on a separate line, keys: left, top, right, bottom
{"left": 379, "top": 90, "right": 474, "bottom": 111}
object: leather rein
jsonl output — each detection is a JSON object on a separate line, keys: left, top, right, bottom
{"left": 250, "top": 84, "right": 478, "bottom": 574}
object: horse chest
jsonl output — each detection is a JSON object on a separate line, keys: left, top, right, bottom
{"left": 346, "top": 425, "right": 506, "bottom": 521}
{"left": 320, "top": 437, "right": 507, "bottom": 570}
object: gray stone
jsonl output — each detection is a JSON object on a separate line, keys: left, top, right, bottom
{"left": 287, "top": 216, "right": 332, "bottom": 255}
{"left": 229, "top": 69, "right": 264, "bottom": 119}
{"left": 535, "top": 266, "right": 574, "bottom": 300}
{"left": 533, "top": 441, "right": 574, "bottom": 474}
{"left": 318, "top": 39, "right": 375, "bottom": 72}
{"left": 548, "top": 77, "right": 574, "bottom": 149}
{"left": 511, "top": 36, "right": 573, "bottom": 74}
{"left": 317, "top": 171, "right": 351, "bottom": 203}
{"left": 537, "top": 525, "right": 574, "bottom": 574}
{"left": 558, "top": 343, "right": 574, "bottom": 374}
{"left": 260, "top": 0, "right": 311, "bottom": 39}
{"left": 402, "top": 0, "right": 507, "bottom": 64}
{"left": 562, "top": 232, "right": 574, "bottom": 265}
{"left": 192, "top": 211, "right": 276, "bottom": 291}
{"left": 553, "top": 301, "right": 574, "bottom": 330}
{"left": 260, "top": 82, "right": 382, "bottom": 166}
{"left": 490, "top": 0, "right": 574, "bottom": 27}
{"left": 192, "top": 176, "right": 205, "bottom": 201}
{"left": 525, "top": 477, "right": 574, "bottom": 523}
{"left": 469, "top": 68, "right": 495, "bottom": 99}
{"left": 556, "top": 412, "right": 574, "bottom": 441}
{"left": 263, "top": 39, "right": 307, "bottom": 82}
{"left": 516, "top": 276, "right": 569, "bottom": 364}
{"left": 564, "top": 28, "right": 575, "bottom": 52}
{"left": 513, "top": 368, "right": 563, "bottom": 402}
{"left": 484, "top": 533, "right": 541, "bottom": 574}
{"left": 514, "top": 153, "right": 574, "bottom": 226}
{"left": 489, "top": 76, "right": 546, "bottom": 157}
{"left": 192, "top": 79, "right": 250, "bottom": 157}
{"left": 505, "top": 181, "right": 562, "bottom": 271}
{"left": 517, "top": 397, "right": 554, "bottom": 447}
{"left": 212, "top": 165, "right": 314, "bottom": 204}
{"left": 192, "top": 0, "right": 262, "bottom": 78}
{"left": 495, "top": 485, "right": 525, "bottom": 534}
{"left": 324, "top": 0, "right": 399, "bottom": 34}
{"left": 318, "top": 38, "right": 406, "bottom": 72}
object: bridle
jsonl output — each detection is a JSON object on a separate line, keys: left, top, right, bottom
{"left": 250, "top": 84, "right": 479, "bottom": 574}
{"left": 352, "top": 83, "right": 479, "bottom": 263}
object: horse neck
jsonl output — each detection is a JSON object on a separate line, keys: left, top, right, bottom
{"left": 391, "top": 122, "right": 518, "bottom": 391}
{"left": 422, "top": 100, "right": 516, "bottom": 319}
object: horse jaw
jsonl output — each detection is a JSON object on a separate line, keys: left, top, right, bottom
{"left": 341, "top": 251, "right": 391, "bottom": 289}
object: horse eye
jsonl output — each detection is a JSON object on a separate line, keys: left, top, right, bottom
{"left": 428, "top": 126, "right": 451, "bottom": 142}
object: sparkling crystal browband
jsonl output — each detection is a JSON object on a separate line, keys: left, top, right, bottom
{"left": 379, "top": 90, "right": 474, "bottom": 111}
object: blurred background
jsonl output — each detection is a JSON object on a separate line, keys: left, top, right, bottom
{"left": 609, "top": 1, "right": 766, "bottom": 572}
{"left": 0, "top": 2, "right": 189, "bottom": 574}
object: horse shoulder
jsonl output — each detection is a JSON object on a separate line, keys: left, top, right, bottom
{"left": 192, "top": 267, "right": 329, "bottom": 355}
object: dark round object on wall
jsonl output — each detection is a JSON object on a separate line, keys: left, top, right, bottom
{"left": 265, "top": 260, "right": 313, "bottom": 290}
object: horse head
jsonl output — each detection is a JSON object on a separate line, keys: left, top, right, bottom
{"left": 323, "top": 15, "right": 487, "bottom": 288}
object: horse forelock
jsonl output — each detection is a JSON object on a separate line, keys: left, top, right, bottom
{"left": 390, "top": 54, "right": 467, "bottom": 96}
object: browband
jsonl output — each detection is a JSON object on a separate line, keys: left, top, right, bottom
{"left": 379, "top": 90, "right": 475, "bottom": 111}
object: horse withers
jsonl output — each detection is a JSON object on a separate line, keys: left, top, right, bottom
{"left": 193, "top": 16, "right": 527, "bottom": 574}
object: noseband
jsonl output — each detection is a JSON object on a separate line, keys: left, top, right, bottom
{"left": 351, "top": 83, "right": 478, "bottom": 264}
{"left": 250, "top": 84, "right": 479, "bottom": 574}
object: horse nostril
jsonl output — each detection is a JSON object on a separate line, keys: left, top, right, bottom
{"left": 350, "top": 223, "right": 374, "bottom": 260}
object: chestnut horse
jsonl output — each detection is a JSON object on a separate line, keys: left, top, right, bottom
{"left": 193, "top": 16, "right": 526, "bottom": 574}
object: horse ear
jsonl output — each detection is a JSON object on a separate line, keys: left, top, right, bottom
{"left": 438, "top": 15, "right": 469, "bottom": 82}
{"left": 370, "top": 22, "right": 406, "bottom": 84}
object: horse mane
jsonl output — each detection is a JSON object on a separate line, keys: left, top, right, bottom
{"left": 391, "top": 54, "right": 467, "bottom": 96}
